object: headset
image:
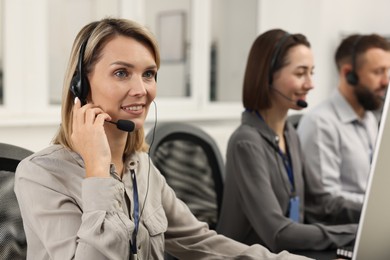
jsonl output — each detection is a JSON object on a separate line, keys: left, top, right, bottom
{"left": 269, "top": 32, "right": 291, "bottom": 85}
{"left": 346, "top": 35, "right": 363, "bottom": 86}
{"left": 70, "top": 38, "right": 90, "bottom": 105}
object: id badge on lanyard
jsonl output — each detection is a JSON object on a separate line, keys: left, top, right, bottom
{"left": 289, "top": 196, "right": 300, "bottom": 222}
{"left": 278, "top": 148, "right": 300, "bottom": 222}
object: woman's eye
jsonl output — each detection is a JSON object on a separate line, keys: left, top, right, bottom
{"left": 114, "top": 70, "right": 128, "bottom": 78}
{"left": 144, "top": 70, "right": 156, "bottom": 80}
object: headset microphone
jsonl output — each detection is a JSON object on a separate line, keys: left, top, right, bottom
{"left": 296, "top": 99, "right": 308, "bottom": 108}
{"left": 272, "top": 87, "right": 308, "bottom": 108}
{"left": 106, "top": 120, "right": 135, "bottom": 132}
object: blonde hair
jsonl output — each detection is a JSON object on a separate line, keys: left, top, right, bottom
{"left": 52, "top": 18, "right": 160, "bottom": 156}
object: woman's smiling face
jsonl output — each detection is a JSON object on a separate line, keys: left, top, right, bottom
{"left": 88, "top": 35, "right": 157, "bottom": 130}
{"left": 272, "top": 44, "right": 315, "bottom": 110}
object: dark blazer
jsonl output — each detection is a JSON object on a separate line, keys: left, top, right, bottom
{"left": 217, "top": 111, "right": 360, "bottom": 253}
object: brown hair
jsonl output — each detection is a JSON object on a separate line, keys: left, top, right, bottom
{"left": 52, "top": 18, "right": 160, "bottom": 156}
{"left": 242, "top": 29, "right": 310, "bottom": 110}
{"left": 335, "top": 34, "right": 390, "bottom": 71}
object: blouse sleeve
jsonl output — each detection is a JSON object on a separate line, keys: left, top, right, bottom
{"left": 14, "top": 157, "right": 134, "bottom": 260}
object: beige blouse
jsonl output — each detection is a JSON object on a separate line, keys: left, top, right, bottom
{"left": 14, "top": 144, "right": 309, "bottom": 260}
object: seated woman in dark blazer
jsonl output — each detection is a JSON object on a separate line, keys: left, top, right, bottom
{"left": 217, "top": 29, "right": 361, "bottom": 255}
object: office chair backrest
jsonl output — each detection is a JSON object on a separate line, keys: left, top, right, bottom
{"left": 146, "top": 122, "right": 225, "bottom": 230}
{"left": 0, "top": 143, "right": 33, "bottom": 260}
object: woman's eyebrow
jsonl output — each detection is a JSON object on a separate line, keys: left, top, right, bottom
{"left": 110, "top": 61, "right": 134, "bottom": 67}
{"left": 110, "top": 61, "right": 157, "bottom": 70}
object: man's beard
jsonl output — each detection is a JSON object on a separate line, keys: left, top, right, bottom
{"left": 354, "top": 83, "right": 385, "bottom": 111}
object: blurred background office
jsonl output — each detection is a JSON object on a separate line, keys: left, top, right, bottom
{"left": 1, "top": 0, "right": 390, "bottom": 156}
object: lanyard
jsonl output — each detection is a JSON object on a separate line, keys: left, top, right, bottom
{"left": 253, "top": 110, "right": 299, "bottom": 221}
{"left": 130, "top": 169, "right": 140, "bottom": 255}
{"left": 254, "top": 111, "right": 295, "bottom": 192}
{"left": 277, "top": 148, "right": 295, "bottom": 192}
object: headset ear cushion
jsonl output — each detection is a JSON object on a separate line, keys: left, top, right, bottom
{"left": 69, "top": 71, "right": 90, "bottom": 104}
{"left": 70, "top": 72, "right": 81, "bottom": 97}
{"left": 80, "top": 76, "right": 90, "bottom": 101}
{"left": 69, "top": 39, "right": 90, "bottom": 105}
{"left": 346, "top": 71, "right": 359, "bottom": 86}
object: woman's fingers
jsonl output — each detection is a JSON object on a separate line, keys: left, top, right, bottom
{"left": 84, "top": 107, "right": 112, "bottom": 127}
{"left": 73, "top": 98, "right": 112, "bottom": 129}
{"left": 71, "top": 99, "right": 112, "bottom": 177}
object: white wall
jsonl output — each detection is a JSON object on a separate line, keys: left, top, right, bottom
{"left": 1, "top": 0, "right": 390, "bottom": 160}
{"left": 259, "top": 0, "right": 390, "bottom": 115}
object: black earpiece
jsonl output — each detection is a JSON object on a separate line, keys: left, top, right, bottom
{"left": 269, "top": 32, "right": 291, "bottom": 85}
{"left": 346, "top": 70, "right": 359, "bottom": 86}
{"left": 70, "top": 39, "right": 90, "bottom": 105}
{"left": 346, "top": 35, "right": 363, "bottom": 86}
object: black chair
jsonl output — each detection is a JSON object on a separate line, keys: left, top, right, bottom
{"left": 0, "top": 143, "right": 33, "bottom": 260}
{"left": 146, "top": 122, "right": 225, "bottom": 230}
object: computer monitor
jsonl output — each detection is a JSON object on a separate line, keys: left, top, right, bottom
{"left": 352, "top": 91, "right": 390, "bottom": 260}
